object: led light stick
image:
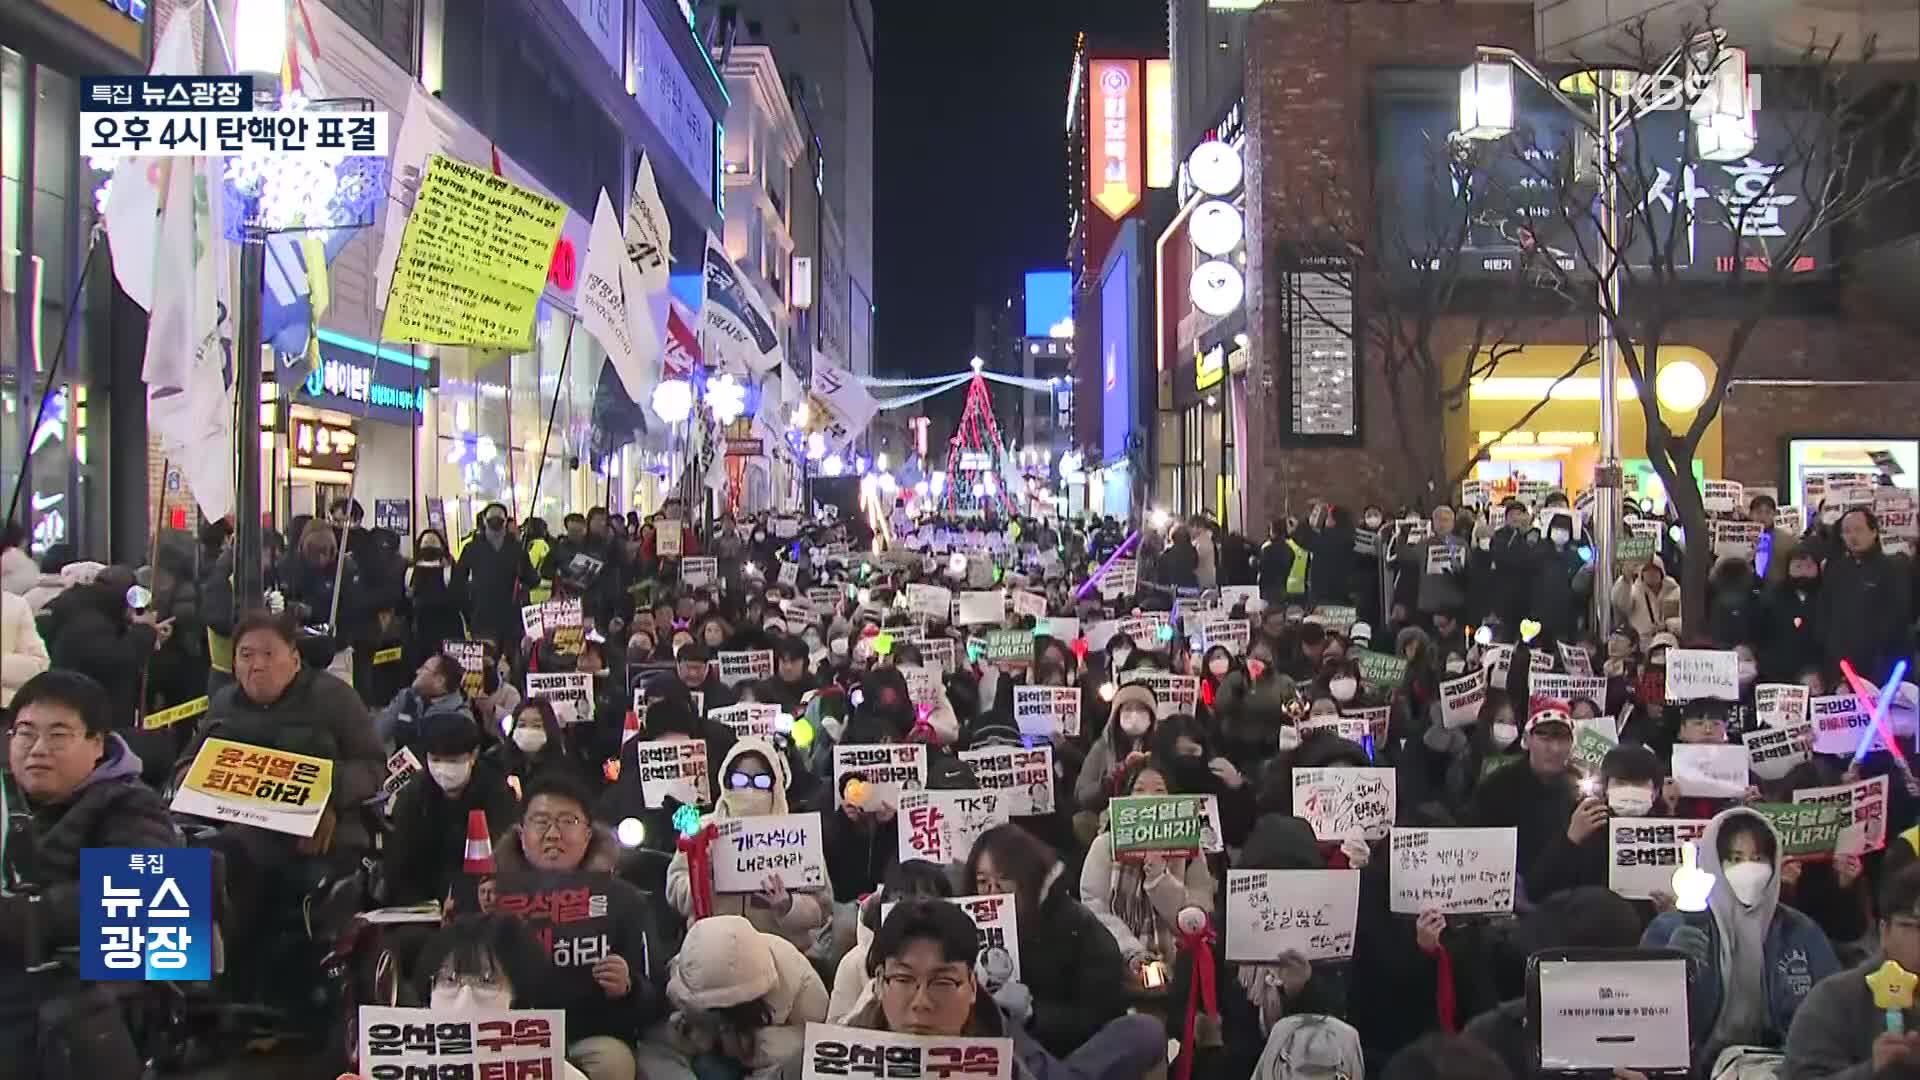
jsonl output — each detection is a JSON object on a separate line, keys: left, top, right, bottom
{"left": 1074, "top": 529, "right": 1142, "bottom": 603}
{"left": 1840, "top": 658, "right": 1911, "bottom": 769}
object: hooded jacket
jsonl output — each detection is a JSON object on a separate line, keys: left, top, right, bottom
{"left": 666, "top": 736, "right": 835, "bottom": 949}
{"left": 842, "top": 989, "right": 1165, "bottom": 1080}
{"left": 1642, "top": 807, "right": 1840, "bottom": 1068}
{"left": 650, "top": 915, "right": 830, "bottom": 1080}
{"left": 382, "top": 757, "right": 520, "bottom": 906}
{"left": 1074, "top": 683, "right": 1157, "bottom": 812}
{"left": 376, "top": 686, "right": 477, "bottom": 751}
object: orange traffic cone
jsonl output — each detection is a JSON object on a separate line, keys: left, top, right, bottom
{"left": 463, "top": 809, "right": 495, "bottom": 875}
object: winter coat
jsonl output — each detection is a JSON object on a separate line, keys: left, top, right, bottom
{"left": 42, "top": 583, "right": 164, "bottom": 776}
{"left": 381, "top": 759, "right": 520, "bottom": 906}
{"left": 1017, "top": 862, "right": 1132, "bottom": 1059}
{"left": 1529, "top": 543, "right": 1588, "bottom": 642}
{"left": 842, "top": 993, "right": 1165, "bottom": 1080}
{"left": 666, "top": 737, "right": 834, "bottom": 949}
{"left": 1158, "top": 542, "right": 1200, "bottom": 589}
{"left": 1466, "top": 759, "right": 1580, "bottom": 887}
{"left": 1612, "top": 573, "right": 1683, "bottom": 640}
{"left": 1782, "top": 953, "right": 1902, "bottom": 1080}
{"left": 1194, "top": 533, "right": 1219, "bottom": 588}
{"left": 1402, "top": 537, "right": 1469, "bottom": 615}
{"left": 0, "top": 546, "right": 36, "bottom": 596}
{"left": 277, "top": 551, "right": 369, "bottom": 640}
{"left": 452, "top": 531, "right": 540, "bottom": 649}
{"left": 376, "top": 687, "right": 477, "bottom": 752}
{"left": 1258, "top": 538, "right": 1297, "bottom": 601}
{"left": 652, "top": 915, "right": 829, "bottom": 1080}
{"left": 1488, "top": 527, "right": 1537, "bottom": 627}
{"left": 405, "top": 560, "right": 466, "bottom": 657}
{"left": 492, "top": 821, "right": 672, "bottom": 1041}
{"left": 1708, "top": 557, "right": 1765, "bottom": 648}
{"left": 179, "top": 666, "right": 386, "bottom": 854}
{"left": 0, "top": 591, "right": 50, "bottom": 707}
{"left": 1759, "top": 580, "right": 1823, "bottom": 682}
{"left": 1079, "top": 828, "right": 1214, "bottom": 962}
{"left": 1816, "top": 546, "right": 1913, "bottom": 683}
{"left": 1301, "top": 522, "right": 1359, "bottom": 608}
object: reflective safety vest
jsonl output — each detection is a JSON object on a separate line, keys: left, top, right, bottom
{"left": 1901, "top": 824, "right": 1920, "bottom": 856}
{"left": 1286, "top": 538, "right": 1309, "bottom": 595}
{"left": 208, "top": 627, "right": 234, "bottom": 674}
{"left": 527, "top": 537, "right": 552, "bottom": 603}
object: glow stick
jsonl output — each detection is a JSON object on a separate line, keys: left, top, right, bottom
{"left": 1073, "top": 529, "right": 1142, "bottom": 602}
{"left": 1841, "top": 658, "right": 1911, "bottom": 767}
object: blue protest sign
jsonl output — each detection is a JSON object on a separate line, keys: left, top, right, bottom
{"left": 80, "top": 848, "right": 212, "bottom": 980}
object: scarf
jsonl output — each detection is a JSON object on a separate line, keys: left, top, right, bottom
{"left": 678, "top": 823, "right": 718, "bottom": 920}
{"left": 1174, "top": 918, "right": 1218, "bottom": 1080}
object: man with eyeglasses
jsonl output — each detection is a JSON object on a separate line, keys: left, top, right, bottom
{"left": 843, "top": 899, "right": 1164, "bottom": 1080}
{"left": 0, "top": 669, "right": 179, "bottom": 1073}
{"left": 1786, "top": 863, "right": 1920, "bottom": 1078}
{"left": 490, "top": 770, "right": 670, "bottom": 1080}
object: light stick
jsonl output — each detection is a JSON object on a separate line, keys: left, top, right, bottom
{"left": 1074, "top": 529, "right": 1142, "bottom": 602}
{"left": 1841, "top": 658, "right": 1911, "bottom": 768}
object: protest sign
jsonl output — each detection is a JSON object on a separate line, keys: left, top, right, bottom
{"left": 901, "top": 664, "right": 944, "bottom": 713}
{"left": 540, "top": 598, "right": 585, "bottom": 656}
{"left": 1713, "top": 520, "right": 1764, "bottom": 560}
{"left": 1011, "top": 590, "right": 1048, "bottom": 620}
{"left": 1440, "top": 669, "right": 1488, "bottom": 728}
{"left": 359, "top": 1006, "right": 565, "bottom": 1079}
{"left": 1099, "top": 560, "right": 1138, "bottom": 599}
{"left": 898, "top": 790, "right": 1009, "bottom": 865}
{"left": 1173, "top": 595, "right": 1217, "bottom": 629}
{"left": 1225, "top": 870, "right": 1362, "bottom": 962}
{"left": 1424, "top": 544, "right": 1463, "bottom": 576}
{"left": 1702, "top": 479, "right": 1744, "bottom": 514}
{"left": 1116, "top": 671, "right": 1200, "bottom": 719}
{"left": 1616, "top": 534, "right": 1658, "bottom": 569}
{"left": 1606, "top": 818, "right": 1711, "bottom": 899}
{"left": 1034, "top": 616, "right": 1080, "bottom": 643}
{"left": 879, "top": 893, "right": 1024, "bottom": 989}
{"left": 834, "top": 744, "right": 929, "bottom": 810}
{"left": 1746, "top": 720, "right": 1815, "bottom": 781}
{"left": 807, "top": 587, "right": 841, "bottom": 613}
{"left": 802, "top": 1024, "right": 1014, "bottom": 1080}
{"left": 379, "top": 746, "right": 421, "bottom": 805}
{"left": 1795, "top": 775, "right": 1889, "bottom": 855}
{"left": 1355, "top": 651, "right": 1410, "bottom": 692}
{"left": 956, "top": 745, "right": 1055, "bottom": 816}
{"left": 716, "top": 650, "right": 774, "bottom": 688}
{"left": 525, "top": 672, "right": 594, "bottom": 726}
{"left": 1013, "top": 685, "right": 1082, "bottom": 739}
{"left": 1085, "top": 619, "right": 1122, "bottom": 653}
{"left": 1220, "top": 585, "right": 1261, "bottom": 611}
{"left": 982, "top": 629, "right": 1032, "bottom": 666}
{"left": 709, "top": 702, "right": 780, "bottom": 740}
{"left": 490, "top": 869, "right": 625, "bottom": 976}
{"left": 444, "top": 639, "right": 488, "bottom": 697}
{"left": 1671, "top": 743, "right": 1750, "bottom": 798}
{"left": 1537, "top": 959, "right": 1691, "bottom": 1072}
{"left": 916, "top": 637, "right": 959, "bottom": 674}
{"left": 1530, "top": 674, "right": 1610, "bottom": 708}
{"left": 1559, "top": 643, "right": 1594, "bottom": 677}
{"left": 1483, "top": 644, "right": 1515, "bottom": 687}
{"left": 1345, "top": 705, "right": 1391, "bottom": 747}
{"left": 635, "top": 740, "right": 711, "bottom": 809}
{"left": 1572, "top": 723, "right": 1619, "bottom": 775}
{"left": 1755, "top": 684, "right": 1811, "bottom": 729}
{"left": 1291, "top": 767, "right": 1396, "bottom": 841}
{"left": 1110, "top": 795, "right": 1208, "bottom": 857}
{"left": 712, "top": 812, "right": 828, "bottom": 893}
{"left": 1389, "top": 827, "right": 1517, "bottom": 915}
{"left": 681, "top": 556, "right": 718, "bottom": 588}
{"left": 1312, "top": 605, "right": 1359, "bottom": 633}
{"left": 380, "top": 156, "right": 566, "bottom": 350}
{"left": 655, "top": 523, "right": 684, "bottom": 556}
{"left": 520, "top": 603, "right": 544, "bottom": 640}
{"left": 1298, "top": 713, "right": 1373, "bottom": 745}
{"left": 1197, "top": 617, "right": 1251, "bottom": 656}
{"left": 1753, "top": 802, "right": 1848, "bottom": 858}
{"left": 1664, "top": 648, "right": 1740, "bottom": 702}
{"left": 1462, "top": 479, "right": 1488, "bottom": 506}
{"left": 172, "top": 738, "right": 333, "bottom": 837}
{"left": 906, "top": 583, "right": 952, "bottom": 622}
{"left": 1810, "top": 693, "right": 1875, "bottom": 754}
{"left": 954, "top": 591, "right": 1004, "bottom": 626}
{"left": 1117, "top": 612, "right": 1171, "bottom": 646}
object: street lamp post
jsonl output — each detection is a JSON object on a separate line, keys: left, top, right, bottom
{"left": 1456, "top": 33, "right": 1753, "bottom": 639}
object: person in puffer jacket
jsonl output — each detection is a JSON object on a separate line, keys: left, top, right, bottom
{"left": 634, "top": 914, "right": 830, "bottom": 1080}
{"left": 1079, "top": 755, "right": 1215, "bottom": 971}
{"left": 667, "top": 736, "right": 834, "bottom": 950}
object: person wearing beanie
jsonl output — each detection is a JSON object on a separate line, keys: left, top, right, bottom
{"left": 1611, "top": 554, "right": 1682, "bottom": 640}
{"left": 634, "top": 915, "right": 829, "bottom": 1080}
{"left": 666, "top": 736, "right": 834, "bottom": 950}
{"left": 1466, "top": 704, "right": 1579, "bottom": 875}
{"left": 382, "top": 710, "right": 520, "bottom": 906}
{"left": 1073, "top": 682, "right": 1159, "bottom": 814}
{"left": 1524, "top": 743, "right": 1667, "bottom": 905}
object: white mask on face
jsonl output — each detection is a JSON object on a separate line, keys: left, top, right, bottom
{"left": 1491, "top": 722, "right": 1519, "bottom": 747}
{"left": 1724, "top": 860, "right": 1774, "bottom": 906}
{"left": 1820, "top": 508, "right": 1843, "bottom": 525}
{"left": 429, "top": 760, "right": 473, "bottom": 791}
{"left": 1607, "top": 785, "right": 1655, "bottom": 816}
{"left": 1119, "top": 709, "right": 1153, "bottom": 737}
{"left": 1738, "top": 661, "right": 1758, "bottom": 683}
{"left": 1551, "top": 530, "right": 1571, "bottom": 547}
{"left": 1363, "top": 514, "right": 1384, "bottom": 529}
{"left": 511, "top": 725, "right": 548, "bottom": 754}
{"left": 1111, "top": 645, "right": 1133, "bottom": 668}
{"left": 723, "top": 789, "right": 776, "bottom": 817}
{"left": 1208, "top": 658, "right": 1230, "bottom": 677}
{"left": 1330, "top": 677, "right": 1358, "bottom": 703}
{"left": 1445, "top": 657, "right": 1467, "bottom": 675}
{"left": 1275, "top": 725, "right": 1302, "bottom": 753}
{"left": 431, "top": 985, "right": 514, "bottom": 1013}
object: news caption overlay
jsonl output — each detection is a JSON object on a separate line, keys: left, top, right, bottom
{"left": 80, "top": 848, "right": 213, "bottom": 981}
{"left": 81, "top": 76, "right": 388, "bottom": 158}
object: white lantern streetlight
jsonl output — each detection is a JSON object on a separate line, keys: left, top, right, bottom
{"left": 651, "top": 378, "right": 694, "bottom": 423}
{"left": 1457, "top": 60, "right": 1516, "bottom": 141}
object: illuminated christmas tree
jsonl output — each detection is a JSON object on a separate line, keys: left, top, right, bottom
{"left": 942, "top": 361, "right": 1016, "bottom": 517}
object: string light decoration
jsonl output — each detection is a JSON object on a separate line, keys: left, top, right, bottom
{"left": 942, "top": 367, "right": 1018, "bottom": 518}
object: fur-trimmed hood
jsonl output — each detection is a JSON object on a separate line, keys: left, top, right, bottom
{"left": 494, "top": 821, "right": 623, "bottom": 874}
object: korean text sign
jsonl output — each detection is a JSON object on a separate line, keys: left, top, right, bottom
{"left": 359, "top": 1005, "right": 565, "bottom": 1079}
{"left": 1012, "top": 685, "right": 1081, "bottom": 739}
{"left": 898, "top": 790, "right": 1009, "bottom": 865}
{"left": 956, "top": 745, "right": 1055, "bottom": 816}
{"left": 636, "top": 739, "right": 712, "bottom": 809}
{"left": 834, "top": 744, "right": 929, "bottom": 810}
{"left": 171, "top": 737, "right": 334, "bottom": 837}
{"left": 1225, "top": 869, "right": 1361, "bottom": 962}
{"left": 1607, "top": 818, "right": 1710, "bottom": 900}
{"left": 802, "top": 1022, "right": 1013, "bottom": 1080}
{"left": 491, "top": 871, "right": 618, "bottom": 975}
{"left": 81, "top": 848, "right": 212, "bottom": 980}
{"left": 1110, "top": 795, "right": 1206, "bottom": 857}
{"left": 713, "top": 812, "right": 828, "bottom": 893}
{"left": 1291, "top": 767, "right": 1396, "bottom": 841}
{"left": 1389, "top": 827, "right": 1518, "bottom": 914}
{"left": 1794, "top": 775, "right": 1889, "bottom": 855}
{"left": 1537, "top": 959, "right": 1691, "bottom": 1072}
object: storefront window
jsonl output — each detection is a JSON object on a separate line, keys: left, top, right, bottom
{"left": 1182, "top": 404, "right": 1203, "bottom": 519}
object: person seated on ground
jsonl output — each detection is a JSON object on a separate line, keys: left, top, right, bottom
{"left": 376, "top": 653, "right": 475, "bottom": 751}
{"left": 1785, "top": 863, "right": 1920, "bottom": 1079}
{"left": 488, "top": 696, "right": 587, "bottom": 793}
{"left": 406, "top": 914, "right": 592, "bottom": 1080}
{"left": 844, "top": 898, "right": 1166, "bottom": 1080}
{"left": 489, "top": 770, "right": 672, "bottom": 1080}
{"left": 382, "top": 711, "right": 519, "bottom": 907}
{"left": 829, "top": 859, "right": 955, "bottom": 1022}
{"left": 1643, "top": 806, "right": 1840, "bottom": 1072}
{"left": 0, "top": 670, "right": 180, "bottom": 1074}
{"left": 1525, "top": 744, "right": 1666, "bottom": 903}
{"left": 666, "top": 735, "right": 833, "bottom": 949}
{"left": 965, "top": 822, "right": 1131, "bottom": 1059}
{"left": 1254, "top": 1015, "right": 1368, "bottom": 1080}
{"left": 634, "top": 914, "right": 829, "bottom": 1080}
{"left": 1079, "top": 755, "right": 1215, "bottom": 977}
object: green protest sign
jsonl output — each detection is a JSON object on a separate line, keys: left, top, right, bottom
{"left": 1753, "top": 802, "right": 1847, "bottom": 857}
{"left": 1355, "top": 650, "right": 1409, "bottom": 691}
{"left": 1616, "top": 535, "right": 1657, "bottom": 568}
{"left": 1572, "top": 725, "right": 1619, "bottom": 775}
{"left": 983, "top": 629, "right": 1032, "bottom": 666}
{"left": 1110, "top": 795, "right": 1205, "bottom": 856}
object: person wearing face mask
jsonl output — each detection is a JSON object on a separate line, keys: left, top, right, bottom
{"left": 1154, "top": 715, "right": 1255, "bottom": 848}
{"left": 452, "top": 502, "right": 540, "bottom": 652}
{"left": 1078, "top": 757, "right": 1216, "bottom": 980}
{"left": 382, "top": 711, "right": 518, "bottom": 907}
{"left": 1525, "top": 744, "right": 1665, "bottom": 903}
{"left": 1467, "top": 704, "right": 1580, "bottom": 876}
{"left": 667, "top": 737, "right": 834, "bottom": 949}
{"left": 1643, "top": 807, "right": 1840, "bottom": 1071}
{"left": 1527, "top": 510, "right": 1590, "bottom": 644}
{"left": 1760, "top": 549, "right": 1824, "bottom": 682}
{"left": 1708, "top": 556, "right": 1764, "bottom": 651}
{"left": 489, "top": 697, "right": 584, "bottom": 789}
{"left": 1213, "top": 643, "right": 1299, "bottom": 770}
{"left": 406, "top": 528, "right": 466, "bottom": 665}
{"left": 1075, "top": 683, "right": 1159, "bottom": 814}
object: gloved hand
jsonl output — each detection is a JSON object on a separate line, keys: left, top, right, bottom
{"left": 1668, "top": 925, "right": 1712, "bottom": 969}
{"left": 992, "top": 978, "right": 1033, "bottom": 1026}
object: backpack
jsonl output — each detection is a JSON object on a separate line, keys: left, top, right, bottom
{"left": 1254, "top": 1014, "right": 1364, "bottom": 1080}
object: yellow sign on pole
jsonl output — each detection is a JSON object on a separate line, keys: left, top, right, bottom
{"left": 380, "top": 155, "right": 567, "bottom": 351}
{"left": 171, "top": 738, "right": 336, "bottom": 838}
{"left": 142, "top": 696, "right": 210, "bottom": 731}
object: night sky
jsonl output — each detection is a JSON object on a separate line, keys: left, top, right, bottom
{"left": 872, "top": 0, "right": 1168, "bottom": 407}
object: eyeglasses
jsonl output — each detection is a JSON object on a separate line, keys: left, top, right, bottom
{"left": 524, "top": 813, "right": 586, "bottom": 835}
{"left": 728, "top": 771, "right": 775, "bottom": 791}
{"left": 880, "top": 971, "right": 969, "bottom": 1000}
{"left": 8, "top": 727, "right": 84, "bottom": 750}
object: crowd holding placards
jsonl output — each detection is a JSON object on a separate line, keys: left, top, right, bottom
{"left": 8, "top": 479, "right": 1920, "bottom": 1080}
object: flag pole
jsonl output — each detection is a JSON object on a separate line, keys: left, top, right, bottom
{"left": 527, "top": 315, "right": 577, "bottom": 513}
{"left": 2, "top": 233, "right": 101, "bottom": 530}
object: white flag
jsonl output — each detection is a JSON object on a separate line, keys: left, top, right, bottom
{"left": 579, "top": 190, "right": 657, "bottom": 404}
{"left": 812, "top": 363, "right": 879, "bottom": 446}
{"left": 700, "top": 233, "right": 784, "bottom": 378}
{"left": 625, "top": 153, "right": 672, "bottom": 298}
{"left": 372, "top": 85, "right": 463, "bottom": 305}
{"left": 104, "top": 13, "right": 199, "bottom": 312}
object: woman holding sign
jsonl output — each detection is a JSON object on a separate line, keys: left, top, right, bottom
{"left": 1078, "top": 757, "right": 1216, "bottom": 974}
{"left": 667, "top": 736, "right": 833, "bottom": 949}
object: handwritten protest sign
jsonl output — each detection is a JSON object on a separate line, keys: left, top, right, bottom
{"left": 635, "top": 740, "right": 711, "bottom": 809}
{"left": 521, "top": 603, "right": 544, "bottom": 640}
{"left": 1013, "top": 685, "right": 1081, "bottom": 739}
{"left": 1754, "top": 802, "right": 1848, "bottom": 857}
{"left": 807, "top": 587, "right": 841, "bottom": 613}
{"left": 1292, "top": 767, "right": 1396, "bottom": 841}
{"left": 1225, "top": 870, "right": 1361, "bottom": 962}
{"left": 1572, "top": 723, "right": 1619, "bottom": 775}
{"left": 1702, "top": 479, "right": 1744, "bottom": 514}
{"left": 1355, "top": 651, "right": 1409, "bottom": 692}
{"left": 802, "top": 1024, "right": 1013, "bottom": 1080}
{"left": 900, "top": 665, "right": 945, "bottom": 714}
{"left": 1671, "top": 743, "right": 1751, "bottom": 799}
{"left": 681, "top": 556, "right": 718, "bottom": 588}
{"left": 898, "top": 790, "right": 1009, "bottom": 865}
{"left": 1110, "top": 795, "right": 1208, "bottom": 857}
{"left": 655, "top": 523, "right": 684, "bottom": 557}
{"left": 1559, "top": 643, "right": 1595, "bottom": 676}
{"left": 1099, "top": 560, "right": 1138, "bottom": 599}
{"left": 1117, "top": 612, "right": 1171, "bottom": 646}
{"left": 1389, "top": 827, "right": 1517, "bottom": 915}
{"left": 1755, "top": 684, "right": 1811, "bottom": 729}
{"left": 1616, "top": 534, "right": 1658, "bottom": 569}
{"left": 712, "top": 812, "right": 827, "bottom": 893}
{"left": 1441, "top": 669, "right": 1487, "bottom": 728}
{"left": 1745, "top": 720, "right": 1814, "bottom": 781}
{"left": 1713, "top": 520, "right": 1763, "bottom": 560}
{"left": 359, "top": 1006, "right": 565, "bottom": 1079}
{"left": 1664, "top": 648, "right": 1740, "bottom": 702}
{"left": 981, "top": 629, "right": 1032, "bottom": 666}
{"left": 1537, "top": 959, "right": 1691, "bottom": 1072}
{"left": 1010, "top": 590, "right": 1048, "bottom": 620}
{"left": 1117, "top": 671, "right": 1201, "bottom": 719}
{"left": 1794, "top": 775, "right": 1889, "bottom": 855}
{"left": 1606, "top": 818, "right": 1711, "bottom": 900}
{"left": 1311, "top": 605, "right": 1359, "bottom": 633}
{"left": 956, "top": 591, "right": 1004, "bottom": 626}
{"left": 1345, "top": 705, "right": 1391, "bottom": 747}
{"left": 1531, "top": 674, "right": 1610, "bottom": 709}
{"left": 716, "top": 650, "right": 774, "bottom": 688}
{"left": 1810, "top": 693, "right": 1874, "bottom": 754}
{"left": 709, "top": 702, "right": 780, "bottom": 740}
{"left": 444, "top": 639, "right": 488, "bottom": 696}
{"left": 834, "top": 744, "right": 929, "bottom": 810}
{"left": 913, "top": 636, "right": 959, "bottom": 674}
{"left": 173, "top": 738, "right": 334, "bottom": 837}
{"left": 956, "top": 746, "right": 1054, "bottom": 816}
{"left": 525, "top": 672, "right": 593, "bottom": 725}
{"left": 1198, "top": 617, "right": 1251, "bottom": 655}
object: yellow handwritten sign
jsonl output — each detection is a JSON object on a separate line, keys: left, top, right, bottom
{"left": 380, "top": 154, "right": 566, "bottom": 350}
{"left": 170, "top": 738, "right": 335, "bottom": 838}
{"left": 372, "top": 646, "right": 405, "bottom": 665}
{"left": 142, "top": 696, "right": 209, "bottom": 731}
